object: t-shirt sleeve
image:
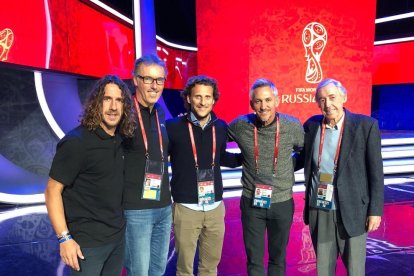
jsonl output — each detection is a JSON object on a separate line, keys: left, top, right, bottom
{"left": 49, "top": 137, "right": 84, "bottom": 186}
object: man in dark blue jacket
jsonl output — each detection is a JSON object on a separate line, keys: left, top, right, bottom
{"left": 166, "top": 75, "right": 240, "bottom": 275}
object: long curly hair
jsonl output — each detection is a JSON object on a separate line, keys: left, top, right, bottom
{"left": 81, "top": 75, "right": 136, "bottom": 137}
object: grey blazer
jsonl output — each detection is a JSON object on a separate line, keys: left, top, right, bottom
{"left": 302, "top": 109, "right": 384, "bottom": 237}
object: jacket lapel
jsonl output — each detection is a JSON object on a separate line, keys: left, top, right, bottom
{"left": 305, "top": 118, "right": 321, "bottom": 182}
{"left": 336, "top": 109, "right": 356, "bottom": 177}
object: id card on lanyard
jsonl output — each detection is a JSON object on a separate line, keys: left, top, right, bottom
{"left": 253, "top": 183, "right": 272, "bottom": 208}
{"left": 252, "top": 115, "right": 280, "bottom": 209}
{"left": 197, "top": 169, "right": 215, "bottom": 206}
{"left": 142, "top": 160, "right": 164, "bottom": 201}
{"left": 315, "top": 114, "right": 345, "bottom": 210}
{"left": 188, "top": 122, "right": 216, "bottom": 206}
{"left": 133, "top": 97, "right": 165, "bottom": 201}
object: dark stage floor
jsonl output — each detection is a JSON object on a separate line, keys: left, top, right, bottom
{"left": 1, "top": 175, "right": 414, "bottom": 276}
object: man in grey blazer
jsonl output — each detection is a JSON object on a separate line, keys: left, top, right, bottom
{"left": 302, "top": 78, "right": 384, "bottom": 276}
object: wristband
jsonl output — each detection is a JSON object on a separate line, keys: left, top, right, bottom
{"left": 56, "top": 230, "right": 70, "bottom": 239}
{"left": 58, "top": 234, "right": 73, "bottom": 244}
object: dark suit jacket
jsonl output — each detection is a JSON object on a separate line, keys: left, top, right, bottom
{"left": 302, "top": 109, "right": 384, "bottom": 237}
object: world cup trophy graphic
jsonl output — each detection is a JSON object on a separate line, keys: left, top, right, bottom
{"left": 302, "top": 22, "right": 327, "bottom": 84}
{"left": 0, "top": 28, "right": 14, "bottom": 61}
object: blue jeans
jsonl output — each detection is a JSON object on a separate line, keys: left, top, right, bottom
{"left": 124, "top": 205, "right": 172, "bottom": 276}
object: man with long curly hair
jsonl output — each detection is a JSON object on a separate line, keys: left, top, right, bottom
{"left": 45, "top": 75, "right": 136, "bottom": 275}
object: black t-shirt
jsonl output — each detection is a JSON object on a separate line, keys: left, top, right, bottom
{"left": 123, "top": 102, "right": 171, "bottom": 209}
{"left": 49, "top": 126, "right": 125, "bottom": 247}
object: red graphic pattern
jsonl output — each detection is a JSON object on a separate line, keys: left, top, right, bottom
{"left": 197, "top": 0, "right": 376, "bottom": 123}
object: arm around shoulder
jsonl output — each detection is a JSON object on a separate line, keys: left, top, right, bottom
{"left": 221, "top": 151, "right": 242, "bottom": 168}
{"left": 227, "top": 118, "right": 240, "bottom": 142}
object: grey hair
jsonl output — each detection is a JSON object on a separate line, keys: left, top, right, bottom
{"left": 249, "top": 78, "right": 278, "bottom": 100}
{"left": 316, "top": 78, "right": 347, "bottom": 98}
{"left": 132, "top": 54, "right": 168, "bottom": 77}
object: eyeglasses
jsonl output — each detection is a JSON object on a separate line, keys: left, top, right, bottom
{"left": 136, "top": 75, "right": 166, "bottom": 85}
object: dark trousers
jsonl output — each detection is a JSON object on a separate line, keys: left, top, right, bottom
{"left": 71, "top": 238, "right": 125, "bottom": 276}
{"left": 240, "top": 196, "right": 294, "bottom": 276}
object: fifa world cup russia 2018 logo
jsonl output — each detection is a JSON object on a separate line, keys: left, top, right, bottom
{"left": 302, "top": 22, "right": 327, "bottom": 84}
{"left": 0, "top": 28, "right": 14, "bottom": 61}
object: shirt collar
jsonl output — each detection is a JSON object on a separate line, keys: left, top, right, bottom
{"left": 135, "top": 97, "right": 158, "bottom": 115}
{"left": 325, "top": 111, "right": 345, "bottom": 130}
{"left": 95, "top": 126, "right": 117, "bottom": 140}
{"left": 190, "top": 112, "right": 211, "bottom": 129}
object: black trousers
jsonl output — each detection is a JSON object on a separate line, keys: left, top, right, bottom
{"left": 240, "top": 196, "right": 294, "bottom": 276}
{"left": 70, "top": 238, "right": 125, "bottom": 276}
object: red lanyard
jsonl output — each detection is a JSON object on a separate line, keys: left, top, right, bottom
{"left": 188, "top": 122, "right": 216, "bottom": 169}
{"left": 133, "top": 97, "right": 164, "bottom": 161}
{"left": 254, "top": 114, "right": 280, "bottom": 175}
{"left": 317, "top": 113, "right": 345, "bottom": 174}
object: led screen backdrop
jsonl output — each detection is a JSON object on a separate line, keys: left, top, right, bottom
{"left": 197, "top": 0, "right": 376, "bottom": 123}
{"left": 372, "top": 41, "right": 414, "bottom": 85}
{"left": 0, "top": 1, "right": 196, "bottom": 203}
{"left": 1, "top": 1, "right": 197, "bottom": 86}
{"left": 1, "top": 0, "right": 135, "bottom": 78}
{"left": 0, "top": 65, "right": 187, "bottom": 204}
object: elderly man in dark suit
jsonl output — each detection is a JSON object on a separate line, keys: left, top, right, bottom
{"left": 301, "top": 78, "right": 384, "bottom": 276}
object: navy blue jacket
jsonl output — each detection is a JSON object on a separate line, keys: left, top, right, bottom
{"left": 166, "top": 112, "right": 240, "bottom": 203}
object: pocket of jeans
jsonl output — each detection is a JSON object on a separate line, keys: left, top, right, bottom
{"left": 124, "top": 209, "right": 132, "bottom": 219}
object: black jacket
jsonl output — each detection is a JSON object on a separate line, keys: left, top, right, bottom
{"left": 166, "top": 112, "right": 240, "bottom": 203}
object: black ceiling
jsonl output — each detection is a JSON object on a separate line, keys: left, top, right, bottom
{"left": 375, "top": 0, "right": 414, "bottom": 41}
{"left": 154, "top": 0, "right": 196, "bottom": 47}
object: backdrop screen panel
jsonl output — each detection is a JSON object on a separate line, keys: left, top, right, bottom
{"left": 197, "top": 0, "right": 376, "bottom": 123}
{"left": 1, "top": 0, "right": 135, "bottom": 78}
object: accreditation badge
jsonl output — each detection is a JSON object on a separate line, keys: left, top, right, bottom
{"left": 197, "top": 168, "right": 215, "bottom": 206}
{"left": 252, "top": 176, "right": 273, "bottom": 209}
{"left": 142, "top": 159, "right": 164, "bottom": 201}
{"left": 315, "top": 173, "right": 334, "bottom": 210}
